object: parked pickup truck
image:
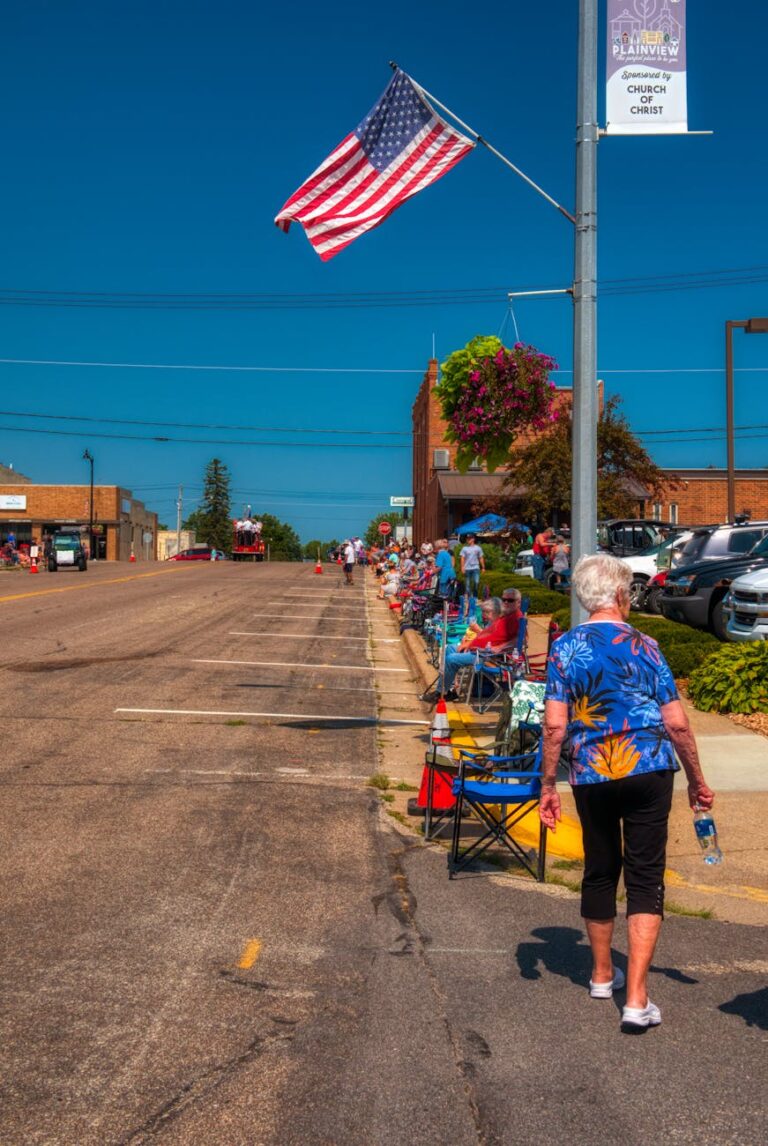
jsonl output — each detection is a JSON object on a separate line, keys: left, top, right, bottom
{"left": 661, "top": 530, "right": 768, "bottom": 639}
{"left": 724, "top": 566, "right": 768, "bottom": 642}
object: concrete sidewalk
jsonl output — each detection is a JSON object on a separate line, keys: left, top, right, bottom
{"left": 367, "top": 584, "right": 767, "bottom": 925}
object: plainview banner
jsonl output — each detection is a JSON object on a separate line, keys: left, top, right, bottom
{"left": 606, "top": 0, "right": 688, "bottom": 134}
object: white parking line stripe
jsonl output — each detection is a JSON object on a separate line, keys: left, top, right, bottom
{"left": 237, "top": 616, "right": 367, "bottom": 623}
{"left": 254, "top": 607, "right": 364, "bottom": 613}
{"left": 192, "top": 658, "right": 407, "bottom": 672}
{"left": 117, "top": 707, "right": 430, "bottom": 725}
{"left": 227, "top": 632, "right": 397, "bottom": 643}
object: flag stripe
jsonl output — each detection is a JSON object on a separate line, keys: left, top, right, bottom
{"left": 278, "top": 135, "right": 361, "bottom": 216}
{"left": 302, "top": 121, "right": 445, "bottom": 226}
{"left": 307, "top": 131, "right": 467, "bottom": 246}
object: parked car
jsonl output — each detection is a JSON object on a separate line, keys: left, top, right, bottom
{"left": 625, "top": 530, "right": 696, "bottom": 611}
{"left": 596, "top": 519, "right": 679, "bottom": 557}
{"left": 674, "top": 520, "right": 768, "bottom": 566}
{"left": 641, "top": 569, "right": 669, "bottom": 615}
{"left": 661, "top": 528, "right": 768, "bottom": 639}
{"left": 724, "top": 566, "right": 768, "bottom": 641}
{"left": 48, "top": 530, "right": 87, "bottom": 573}
{"left": 168, "top": 546, "right": 219, "bottom": 561}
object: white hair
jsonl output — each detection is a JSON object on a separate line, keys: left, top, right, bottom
{"left": 572, "top": 553, "right": 633, "bottom": 614}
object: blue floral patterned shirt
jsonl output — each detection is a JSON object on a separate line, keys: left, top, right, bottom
{"left": 545, "top": 621, "right": 679, "bottom": 786}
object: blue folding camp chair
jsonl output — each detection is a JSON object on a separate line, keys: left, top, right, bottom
{"left": 448, "top": 741, "right": 547, "bottom": 882}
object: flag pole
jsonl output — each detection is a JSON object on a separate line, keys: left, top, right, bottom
{"left": 390, "top": 62, "right": 575, "bottom": 225}
{"left": 571, "top": 0, "right": 599, "bottom": 625}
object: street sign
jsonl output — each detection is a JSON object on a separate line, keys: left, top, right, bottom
{"left": 390, "top": 496, "right": 414, "bottom": 507}
{"left": 378, "top": 521, "right": 392, "bottom": 536}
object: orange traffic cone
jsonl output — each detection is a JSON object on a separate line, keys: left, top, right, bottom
{"left": 129, "top": 550, "right": 136, "bottom": 563}
{"left": 431, "top": 697, "right": 451, "bottom": 744}
{"left": 29, "top": 555, "right": 38, "bottom": 574}
{"left": 314, "top": 558, "right": 323, "bottom": 575}
{"left": 336, "top": 556, "right": 342, "bottom": 565}
{"left": 416, "top": 698, "right": 455, "bottom": 812}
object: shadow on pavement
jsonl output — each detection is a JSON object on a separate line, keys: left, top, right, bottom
{"left": 719, "top": 987, "right": 768, "bottom": 1030}
{"left": 515, "top": 925, "right": 700, "bottom": 987}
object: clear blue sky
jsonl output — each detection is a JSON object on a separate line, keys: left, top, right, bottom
{"left": 1, "top": 1, "right": 767, "bottom": 541}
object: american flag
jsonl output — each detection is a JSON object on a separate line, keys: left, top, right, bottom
{"left": 275, "top": 69, "right": 475, "bottom": 261}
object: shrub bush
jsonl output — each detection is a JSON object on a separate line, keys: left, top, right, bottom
{"left": 549, "top": 610, "right": 721, "bottom": 680}
{"left": 687, "top": 642, "right": 768, "bottom": 713}
{"left": 480, "top": 572, "right": 564, "bottom": 615}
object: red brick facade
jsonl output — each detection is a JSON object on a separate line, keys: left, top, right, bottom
{"left": 0, "top": 484, "right": 158, "bottom": 560}
{"left": 651, "top": 472, "right": 768, "bottom": 526}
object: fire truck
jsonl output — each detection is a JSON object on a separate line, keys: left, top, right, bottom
{"left": 231, "top": 519, "right": 265, "bottom": 562}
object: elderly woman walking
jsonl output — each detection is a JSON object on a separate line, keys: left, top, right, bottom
{"left": 539, "top": 554, "right": 714, "bottom": 1034}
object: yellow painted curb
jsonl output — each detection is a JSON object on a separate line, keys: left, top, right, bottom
{"left": 445, "top": 703, "right": 584, "bottom": 861}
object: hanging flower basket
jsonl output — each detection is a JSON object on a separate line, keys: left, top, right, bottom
{"left": 435, "top": 335, "right": 559, "bottom": 473}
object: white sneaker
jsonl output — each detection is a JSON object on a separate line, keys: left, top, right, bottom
{"left": 621, "top": 1000, "right": 662, "bottom": 1033}
{"left": 589, "top": 966, "right": 626, "bottom": 999}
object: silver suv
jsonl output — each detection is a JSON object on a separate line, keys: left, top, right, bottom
{"left": 724, "top": 566, "right": 768, "bottom": 641}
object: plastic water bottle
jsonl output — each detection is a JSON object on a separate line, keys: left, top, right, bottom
{"left": 693, "top": 807, "right": 723, "bottom": 865}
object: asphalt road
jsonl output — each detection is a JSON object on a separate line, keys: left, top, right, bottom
{"left": 1, "top": 562, "right": 766, "bottom": 1146}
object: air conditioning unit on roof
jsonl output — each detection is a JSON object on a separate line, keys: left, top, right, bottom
{"left": 433, "top": 449, "right": 450, "bottom": 470}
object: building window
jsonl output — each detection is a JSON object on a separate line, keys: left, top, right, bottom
{"left": 652, "top": 502, "right": 662, "bottom": 521}
{"left": 669, "top": 503, "right": 678, "bottom": 525}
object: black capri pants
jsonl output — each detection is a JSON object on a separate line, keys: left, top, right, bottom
{"left": 573, "top": 769, "right": 675, "bottom": 920}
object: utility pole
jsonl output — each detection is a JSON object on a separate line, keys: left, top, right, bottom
{"left": 571, "top": 0, "right": 599, "bottom": 624}
{"left": 83, "top": 449, "right": 95, "bottom": 562}
{"left": 176, "top": 485, "right": 183, "bottom": 557}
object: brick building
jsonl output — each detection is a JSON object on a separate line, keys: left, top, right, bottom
{"left": 411, "top": 361, "right": 768, "bottom": 541}
{"left": 652, "top": 470, "right": 768, "bottom": 526}
{"left": 412, "top": 359, "right": 586, "bottom": 541}
{"left": 0, "top": 469, "right": 158, "bottom": 560}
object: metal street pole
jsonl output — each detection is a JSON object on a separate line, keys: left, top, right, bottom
{"left": 176, "top": 484, "right": 183, "bottom": 557}
{"left": 725, "top": 321, "right": 741, "bottom": 523}
{"left": 725, "top": 317, "right": 768, "bottom": 522}
{"left": 571, "top": 0, "right": 599, "bottom": 625}
{"left": 83, "top": 449, "right": 94, "bottom": 561}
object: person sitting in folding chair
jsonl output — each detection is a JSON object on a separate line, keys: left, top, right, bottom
{"left": 423, "top": 588, "right": 523, "bottom": 703}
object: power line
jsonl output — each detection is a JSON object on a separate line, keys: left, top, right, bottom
{"left": 0, "top": 358, "right": 421, "bottom": 374}
{"left": 0, "top": 424, "right": 409, "bottom": 449}
{"left": 0, "top": 407, "right": 412, "bottom": 436}
{"left": 0, "top": 263, "right": 767, "bottom": 309}
{"left": 1, "top": 357, "right": 767, "bottom": 377}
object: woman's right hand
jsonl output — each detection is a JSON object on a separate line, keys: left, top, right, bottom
{"left": 688, "top": 778, "right": 715, "bottom": 811}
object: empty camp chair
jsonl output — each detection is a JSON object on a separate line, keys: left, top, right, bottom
{"left": 449, "top": 742, "right": 547, "bottom": 882}
{"left": 493, "top": 679, "right": 546, "bottom": 756}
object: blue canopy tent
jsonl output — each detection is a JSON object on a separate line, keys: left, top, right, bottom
{"left": 455, "top": 514, "right": 510, "bottom": 536}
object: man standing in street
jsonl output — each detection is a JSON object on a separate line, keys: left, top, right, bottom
{"left": 343, "top": 539, "right": 356, "bottom": 585}
{"left": 459, "top": 533, "right": 485, "bottom": 619}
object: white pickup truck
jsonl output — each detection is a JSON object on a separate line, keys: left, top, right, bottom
{"left": 724, "top": 566, "right": 768, "bottom": 641}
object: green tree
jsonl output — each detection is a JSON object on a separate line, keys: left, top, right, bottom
{"left": 477, "top": 396, "right": 672, "bottom": 523}
{"left": 181, "top": 508, "right": 206, "bottom": 537}
{"left": 260, "top": 513, "right": 302, "bottom": 561}
{"left": 196, "top": 458, "right": 232, "bottom": 552}
{"left": 302, "top": 539, "right": 324, "bottom": 560}
{"left": 364, "top": 511, "right": 405, "bottom": 548}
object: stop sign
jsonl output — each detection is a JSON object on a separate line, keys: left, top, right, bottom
{"left": 378, "top": 521, "right": 392, "bottom": 536}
